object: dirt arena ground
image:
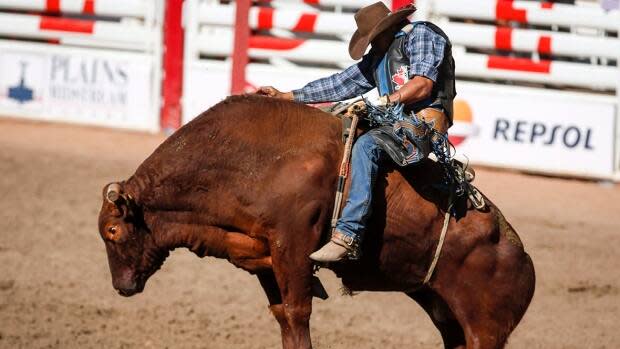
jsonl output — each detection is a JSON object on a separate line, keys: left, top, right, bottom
{"left": 0, "top": 117, "right": 619, "bottom": 349}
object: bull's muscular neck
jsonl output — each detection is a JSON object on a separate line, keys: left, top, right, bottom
{"left": 125, "top": 177, "right": 273, "bottom": 273}
{"left": 152, "top": 217, "right": 272, "bottom": 273}
{"left": 124, "top": 150, "right": 280, "bottom": 274}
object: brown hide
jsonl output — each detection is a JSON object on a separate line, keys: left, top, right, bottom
{"left": 98, "top": 94, "right": 535, "bottom": 349}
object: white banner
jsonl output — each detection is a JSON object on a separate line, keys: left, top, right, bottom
{"left": 0, "top": 41, "right": 158, "bottom": 132}
{"left": 453, "top": 82, "right": 617, "bottom": 179}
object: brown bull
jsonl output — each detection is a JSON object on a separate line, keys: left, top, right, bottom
{"left": 98, "top": 95, "right": 535, "bottom": 349}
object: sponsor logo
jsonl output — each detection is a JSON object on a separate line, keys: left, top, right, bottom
{"left": 8, "top": 62, "right": 34, "bottom": 104}
{"left": 449, "top": 99, "right": 478, "bottom": 147}
{"left": 49, "top": 55, "right": 129, "bottom": 106}
{"left": 494, "top": 119, "right": 594, "bottom": 150}
{"left": 391, "top": 66, "right": 409, "bottom": 90}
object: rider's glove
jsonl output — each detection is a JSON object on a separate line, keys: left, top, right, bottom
{"left": 370, "top": 95, "right": 390, "bottom": 107}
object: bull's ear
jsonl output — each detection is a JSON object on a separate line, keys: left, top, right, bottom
{"left": 104, "top": 182, "right": 138, "bottom": 219}
{"left": 105, "top": 182, "right": 123, "bottom": 204}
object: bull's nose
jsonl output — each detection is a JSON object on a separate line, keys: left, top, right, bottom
{"left": 112, "top": 268, "right": 137, "bottom": 291}
{"left": 113, "top": 277, "right": 137, "bottom": 297}
{"left": 117, "top": 287, "right": 138, "bottom": 297}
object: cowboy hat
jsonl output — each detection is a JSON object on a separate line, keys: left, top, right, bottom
{"left": 348, "top": 2, "right": 416, "bottom": 60}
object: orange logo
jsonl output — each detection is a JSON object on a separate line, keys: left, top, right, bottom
{"left": 449, "top": 99, "right": 477, "bottom": 147}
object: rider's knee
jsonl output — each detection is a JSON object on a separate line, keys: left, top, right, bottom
{"left": 353, "top": 134, "right": 378, "bottom": 157}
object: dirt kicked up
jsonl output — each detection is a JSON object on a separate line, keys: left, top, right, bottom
{"left": 0, "top": 118, "right": 619, "bottom": 349}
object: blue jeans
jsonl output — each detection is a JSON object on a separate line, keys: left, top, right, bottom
{"left": 335, "top": 133, "right": 388, "bottom": 242}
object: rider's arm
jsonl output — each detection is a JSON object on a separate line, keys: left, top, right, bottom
{"left": 257, "top": 54, "right": 376, "bottom": 103}
{"left": 292, "top": 54, "right": 376, "bottom": 103}
{"left": 387, "top": 23, "right": 446, "bottom": 105}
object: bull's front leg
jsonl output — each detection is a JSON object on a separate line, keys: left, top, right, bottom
{"left": 257, "top": 197, "right": 328, "bottom": 349}
{"left": 259, "top": 224, "right": 319, "bottom": 349}
{"left": 257, "top": 270, "right": 313, "bottom": 349}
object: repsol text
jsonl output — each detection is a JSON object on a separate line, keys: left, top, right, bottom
{"left": 493, "top": 119, "right": 594, "bottom": 150}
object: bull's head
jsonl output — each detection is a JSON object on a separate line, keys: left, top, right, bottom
{"left": 98, "top": 182, "right": 168, "bottom": 297}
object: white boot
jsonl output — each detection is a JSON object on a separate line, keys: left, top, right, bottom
{"left": 309, "top": 241, "right": 349, "bottom": 262}
{"left": 309, "top": 231, "right": 360, "bottom": 262}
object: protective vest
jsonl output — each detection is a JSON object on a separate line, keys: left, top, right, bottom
{"left": 372, "top": 22, "right": 456, "bottom": 125}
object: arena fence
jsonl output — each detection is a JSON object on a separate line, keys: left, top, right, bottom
{"left": 183, "top": 0, "right": 620, "bottom": 181}
{"left": 0, "top": 0, "right": 164, "bottom": 132}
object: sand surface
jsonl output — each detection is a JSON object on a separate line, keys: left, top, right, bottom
{"left": 0, "top": 118, "right": 619, "bottom": 348}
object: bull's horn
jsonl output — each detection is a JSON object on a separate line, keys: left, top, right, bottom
{"left": 106, "top": 183, "right": 122, "bottom": 203}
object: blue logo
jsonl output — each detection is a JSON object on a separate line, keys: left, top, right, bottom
{"left": 8, "top": 61, "right": 34, "bottom": 104}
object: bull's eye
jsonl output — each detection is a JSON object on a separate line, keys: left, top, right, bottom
{"left": 106, "top": 225, "right": 121, "bottom": 242}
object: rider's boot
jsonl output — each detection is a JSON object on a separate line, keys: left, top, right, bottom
{"left": 310, "top": 134, "right": 378, "bottom": 263}
{"left": 309, "top": 231, "right": 360, "bottom": 262}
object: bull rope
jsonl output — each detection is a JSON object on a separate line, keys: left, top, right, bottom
{"left": 423, "top": 191, "right": 454, "bottom": 285}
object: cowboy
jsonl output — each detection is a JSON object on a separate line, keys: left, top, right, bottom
{"left": 257, "top": 2, "right": 456, "bottom": 262}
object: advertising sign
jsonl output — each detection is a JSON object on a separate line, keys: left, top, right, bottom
{"left": 453, "top": 82, "right": 617, "bottom": 179}
{"left": 0, "top": 41, "right": 158, "bottom": 132}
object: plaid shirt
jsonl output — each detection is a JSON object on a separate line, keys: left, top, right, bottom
{"left": 292, "top": 22, "right": 447, "bottom": 103}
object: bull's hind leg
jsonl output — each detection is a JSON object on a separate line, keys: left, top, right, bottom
{"left": 433, "top": 238, "right": 535, "bottom": 349}
{"left": 458, "top": 255, "right": 534, "bottom": 349}
{"left": 408, "top": 286, "right": 507, "bottom": 349}
{"left": 407, "top": 289, "right": 466, "bottom": 349}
